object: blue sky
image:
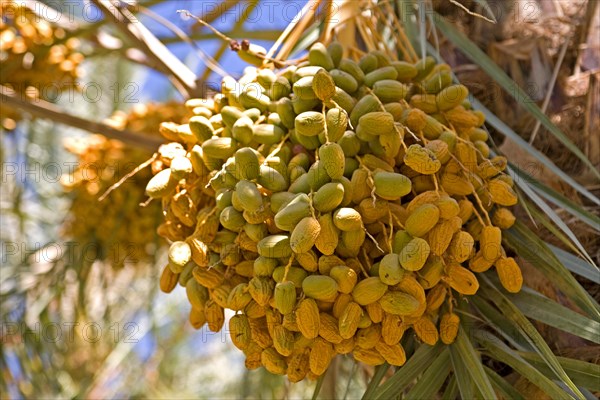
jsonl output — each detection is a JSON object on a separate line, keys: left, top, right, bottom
{"left": 136, "top": 1, "right": 307, "bottom": 101}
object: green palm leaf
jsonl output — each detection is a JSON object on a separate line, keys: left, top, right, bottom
{"left": 405, "top": 348, "right": 451, "bottom": 399}
{"left": 549, "top": 244, "right": 600, "bottom": 284}
{"left": 506, "top": 287, "right": 600, "bottom": 344}
{"left": 471, "top": 296, "right": 533, "bottom": 350}
{"left": 476, "top": 331, "right": 574, "bottom": 400}
{"left": 361, "top": 364, "right": 390, "bottom": 399}
{"left": 510, "top": 167, "right": 595, "bottom": 265}
{"left": 479, "top": 277, "right": 585, "bottom": 399}
{"left": 441, "top": 376, "right": 459, "bottom": 400}
{"left": 510, "top": 167, "right": 600, "bottom": 230}
{"left": 449, "top": 328, "right": 497, "bottom": 399}
{"left": 370, "top": 343, "right": 442, "bottom": 399}
{"left": 484, "top": 366, "right": 527, "bottom": 400}
{"left": 504, "top": 222, "right": 600, "bottom": 318}
{"left": 515, "top": 352, "right": 600, "bottom": 391}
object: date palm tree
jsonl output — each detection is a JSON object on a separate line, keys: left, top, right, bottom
{"left": 1, "top": 1, "right": 598, "bottom": 398}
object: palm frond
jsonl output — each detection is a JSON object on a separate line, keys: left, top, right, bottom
{"left": 449, "top": 328, "right": 496, "bottom": 399}
{"left": 476, "top": 331, "right": 575, "bottom": 400}
{"left": 405, "top": 348, "right": 451, "bottom": 399}
{"left": 549, "top": 244, "right": 600, "bottom": 284}
{"left": 369, "top": 343, "right": 442, "bottom": 399}
{"left": 507, "top": 287, "right": 600, "bottom": 344}
{"left": 505, "top": 222, "right": 599, "bottom": 318}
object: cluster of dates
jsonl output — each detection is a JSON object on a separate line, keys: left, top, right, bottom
{"left": 0, "top": 1, "right": 83, "bottom": 129}
{"left": 146, "top": 42, "right": 522, "bottom": 381}
{"left": 61, "top": 103, "right": 189, "bottom": 267}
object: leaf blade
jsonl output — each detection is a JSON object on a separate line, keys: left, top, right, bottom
{"left": 516, "top": 352, "right": 600, "bottom": 392}
{"left": 519, "top": 196, "right": 594, "bottom": 265}
{"left": 405, "top": 348, "right": 451, "bottom": 400}
{"left": 472, "top": 0, "right": 499, "bottom": 22}
{"left": 475, "top": 331, "right": 573, "bottom": 400}
{"left": 507, "top": 287, "right": 600, "bottom": 344}
{"left": 479, "top": 277, "right": 585, "bottom": 399}
{"left": 484, "top": 366, "right": 527, "bottom": 400}
{"left": 441, "top": 376, "right": 459, "bottom": 400}
{"left": 370, "top": 343, "right": 442, "bottom": 399}
{"left": 470, "top": 296, "right": 532, "bottom": 350}
{"left": 361, "top": 363, "right": 390, "bottom": 400}
{"left": 509, "top": 166, "right": 596, "bottom": 265}
{"left": 504, "top": 221, "right": 600, "bottom": 318}
{"left": 311, "top": 372, "right": 326, "bottom": 400}
{"left": 449, "top": 327, "right": 497, "bottom": 399}
{"left": 548, "top": 244, "right": 600, "bottom": 284}
{"left": 510, "top": 168, "right": 600, "bottom": 230}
